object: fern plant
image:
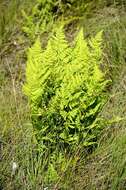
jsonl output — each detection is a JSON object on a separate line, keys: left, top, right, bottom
{"left": 23, "top": 26, "right": 109, "bottom": 153}
{"left": 23, "top": 26, "right": 110, "bottom": 185}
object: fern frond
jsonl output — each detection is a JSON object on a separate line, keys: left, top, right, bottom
{"left": 23, "top": 38, "right": 44, "bottom": 103}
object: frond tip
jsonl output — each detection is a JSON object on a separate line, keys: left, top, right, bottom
{"left": 23, "top": 38, "right": 43, "bottom": 102}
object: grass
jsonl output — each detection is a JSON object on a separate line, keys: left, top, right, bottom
{"left": 0, "top": 0, "right": 35, "bottom": 46}
{"left": 0, "top": 0, "right": 126, "bottom": 189}
{"left": 0, "top": 61, "right": 46, "bottom": 189}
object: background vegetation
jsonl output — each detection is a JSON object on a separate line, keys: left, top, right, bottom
{"left": 0, "top": 0, "right": 126, "bottom": 189}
